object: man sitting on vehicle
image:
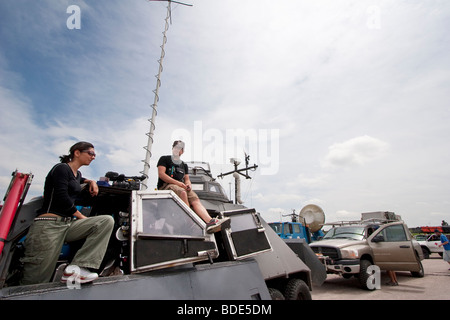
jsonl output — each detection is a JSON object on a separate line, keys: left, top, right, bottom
{"left": 157, "top": 140, "right": 228, "bottom": 233}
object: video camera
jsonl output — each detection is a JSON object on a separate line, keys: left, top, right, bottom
{"left": 104, "top": 171, "right": 146, "bottom": 190}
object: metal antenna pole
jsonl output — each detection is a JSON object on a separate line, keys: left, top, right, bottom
{"left": 141, "top": 1, "right": 192, "bottom": 190}
{"left": 141, "top": 2, "right": 172, "bottom": 190}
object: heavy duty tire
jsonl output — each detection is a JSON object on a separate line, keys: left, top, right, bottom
{"left": 358, "top": 259, "right": 374, "bottom": 290}
{"left": 268, "top": 288, "right": 285, "bottom": 300}
{"left": 284, "top": 279, "right": 312, "bottom": 300}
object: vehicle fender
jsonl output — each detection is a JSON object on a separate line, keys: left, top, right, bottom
{"left": 343, "top": 244, "right": 372, "bottom": 261}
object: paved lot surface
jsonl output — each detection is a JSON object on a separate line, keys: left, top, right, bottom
{"left": 311, "top": 254, "right": 450, "bottom": 300}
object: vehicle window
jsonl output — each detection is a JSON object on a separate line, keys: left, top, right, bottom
{"left": 415, "top": 234, "right": 427, "bottom": 241}
{"left": 269, "top": 223, "right": 282, "bottom": 234}
{"left": 191, "top": 183, "right": 204, "bottom": 191}
{"left": 323, "top": 226, "right": 366, "bottom": 240}
{"left": 380, "top": 225, "right": 407, "bottom": 242}
{"left": 206, "top": 183, "right": 228, "bottom": 197}
{"left": 292, "top": 224, "right": 301, "bottom": 234}
{"left": 208, "top": 184, "right": 224, "bottom": 193}
{"left": 141, "top": 198, "right": 203, "bottom": 237}
{"left": 284, "top": 224, "right": 293, "bottom": 235}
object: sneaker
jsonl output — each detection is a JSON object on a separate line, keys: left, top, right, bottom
{"left": 61, "top": 265, "right": 99, "bottom": 284}
{"left": 206, "top": 217, "right": 230, "bottom": 234}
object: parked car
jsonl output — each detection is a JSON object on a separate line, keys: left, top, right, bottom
{"left": 310, "top": 211, "right": 424, "bottom": 290}
{"left": 415, "top": 233, "right": 447, "bottom": 259}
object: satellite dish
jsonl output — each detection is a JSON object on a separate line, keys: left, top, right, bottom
{"left": 299, "top": 204, "right": 325, "bottom": 233}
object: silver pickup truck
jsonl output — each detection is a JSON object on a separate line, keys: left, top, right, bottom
{"left": 309, "top": 211, "right": 424, "bottom": 290}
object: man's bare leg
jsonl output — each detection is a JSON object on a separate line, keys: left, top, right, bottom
{"left": 190, "top": 198, "right": 212, "bottom": 223}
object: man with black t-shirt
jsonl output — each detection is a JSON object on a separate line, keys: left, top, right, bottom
{"left": 157, "top": 140, "right": 229, "bottom": 233}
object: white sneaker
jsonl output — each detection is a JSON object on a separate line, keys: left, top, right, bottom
{"left": 61, "top": 265, "right": 99, "bottom": 284}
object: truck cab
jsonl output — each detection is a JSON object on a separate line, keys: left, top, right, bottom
{"left": 269, "top": 222, "right": 311, "bottom": 242}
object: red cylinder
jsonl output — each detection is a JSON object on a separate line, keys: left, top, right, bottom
{"left": 0, "top": 172, "right": 30, "bottom": 257}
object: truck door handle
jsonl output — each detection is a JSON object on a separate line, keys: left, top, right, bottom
{"left": 399, "top": 245, "right": 410, "bottom": 248}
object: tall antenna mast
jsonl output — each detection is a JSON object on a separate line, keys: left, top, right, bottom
{"left": 141, "top": 0, "right": 192, "bottom": 190}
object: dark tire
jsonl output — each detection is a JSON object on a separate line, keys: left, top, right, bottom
{"left": 358, "top": 259, "right": 375, "bottom": 290}
{"left": 421, "top": 246, "right": 430, "bottom": 259}
{"left": 284, "top": 279, "right": 312, "bottom": 300}
{"left": 268, "top": 288, "right": 285, "bottom": 300}
{"left": 411, "top": 259, "right": 425, "bottom": 278}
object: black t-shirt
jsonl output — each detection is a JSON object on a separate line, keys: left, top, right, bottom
{"left": 37, "top": 163, "right": 86, "bottom": 217}
{"left": 157, "top": 155, "right": 188, "bottom": 189}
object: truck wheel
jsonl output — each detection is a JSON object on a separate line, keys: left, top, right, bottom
{"left": 284, "top": 279, "right": 312, "bottom": 300}
{"left": 411, "top": 259, "right": 425, "bottom": 278}
{"left": 358, "top": 259, "right": 375, "bottom": 291}
{"left": 268, "top": 288, "right": 285, "bottom": 300}
{"left": 421, "top": 246, "right": 430, "bottom": 259}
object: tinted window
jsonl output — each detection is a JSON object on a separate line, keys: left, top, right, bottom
{"left": 381, "top": 225, "right": 407, "bottom": 242}
{"left": 270, "top": 223, "right": 282, "bottom": 233}
{"left": 141, "top": 198, "right": 203, "bottom": 237}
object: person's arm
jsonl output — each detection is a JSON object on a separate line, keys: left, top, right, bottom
{"left": 82, "top": 178, "right": 98, "bottom": 196}
{"left": 439, "top": 235, "right": 449, "bottom": 247}
{"left": 73, "top": 209, "right": 87, "bottom": 219}
{"left": 184, "top": 174, "right": 192, "bottom": 191}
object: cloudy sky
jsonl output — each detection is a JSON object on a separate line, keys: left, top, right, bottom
{"left": 1, "top": 0, "right": 449, "bottom": 228}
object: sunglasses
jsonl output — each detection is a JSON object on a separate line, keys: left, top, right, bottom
{"left": 82, "top": 150, "right": 96, "bottom": 157}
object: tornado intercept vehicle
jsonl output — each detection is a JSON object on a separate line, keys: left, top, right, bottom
{"left": 0, "top": 163, "right": 320, "bottom": 300}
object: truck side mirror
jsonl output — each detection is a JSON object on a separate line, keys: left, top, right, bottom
{"left": 371, "top": 235, "right": 384, "bottom": 243}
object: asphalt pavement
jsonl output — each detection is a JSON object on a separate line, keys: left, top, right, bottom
{"left": 311, "top": 253, "right": 450, "bottom": 300}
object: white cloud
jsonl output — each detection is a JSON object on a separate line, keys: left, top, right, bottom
{"left": 321, "top": 135, "right": 389, "bottom": 169}
{"left": 292, "top": 174, "right": 330, "bottom": 189}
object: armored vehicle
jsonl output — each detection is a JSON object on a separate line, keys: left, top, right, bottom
{"left": 185, "top": 161, "right": 324, "bottom": 299}
{"left": 0, "top": 163, "right": 319, "bottom": 300}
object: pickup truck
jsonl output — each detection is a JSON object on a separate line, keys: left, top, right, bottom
{"left": 309, "top": 212, "right": 424, "bottom": 290}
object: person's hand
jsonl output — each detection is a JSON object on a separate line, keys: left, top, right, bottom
{"left": 74, "top": 210, "right": 87, "bottom": 220}
{"left": 89, "top": 180, "right": 99, "bottom": 196}
{"left": 177, "top": 181, "right": 188, "bottom": 190}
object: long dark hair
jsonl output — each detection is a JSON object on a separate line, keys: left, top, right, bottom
{"left": 59, "top": 141, "right": 94, "bottom": 163}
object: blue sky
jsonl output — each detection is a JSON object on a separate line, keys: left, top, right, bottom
{"left": 1, "top": 0, "right": 449, "bottom": 227}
